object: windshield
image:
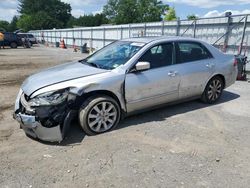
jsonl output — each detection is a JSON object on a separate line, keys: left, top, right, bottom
{"left": 81, "top": 41, "right": 145, "bottom": 70}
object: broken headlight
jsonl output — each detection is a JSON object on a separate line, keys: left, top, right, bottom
{"left": 28, "top": 89, "right": 69, "bottom": 107}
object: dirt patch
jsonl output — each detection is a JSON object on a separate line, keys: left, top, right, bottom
{"left": 0, "top": 129, "right": 13, "bottom": 141}
{"left": 0, "top": 80, "right": 22, "bottom": 86}
{"left": 0, "top": 62, "right": 46, "bottom": 70}
{"left": 0, "top": 76, "right": 28, "bottom": 86}
{"left": 0, "top": 63, "right": 35, "bottom": 70}
{"left": 0, "top": 104, "right": 13, "bottom": 113}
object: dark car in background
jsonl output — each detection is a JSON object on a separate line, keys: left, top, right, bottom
{"left": 17, "top": 33, "right": 37, "bottom": 45}
{"left": 3, "top": 32, "right": 23, "bottom": 48}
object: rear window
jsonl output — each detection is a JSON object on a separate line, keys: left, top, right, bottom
{"left": 177, "top": 42, "right": 213, "bottom": 63}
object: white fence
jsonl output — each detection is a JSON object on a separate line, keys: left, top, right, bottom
{"left": 30, "top": 14, "right": 250, "bottom": 57}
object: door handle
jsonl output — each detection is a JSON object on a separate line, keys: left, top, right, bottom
{"left": 206, "top": 63, "right": 215, "bottom": 68}
{"left": 168, "top": 71, "right": 178, "bottom": 77}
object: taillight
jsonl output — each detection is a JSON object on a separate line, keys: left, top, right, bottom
{"left": 233, "top": 59, "right": 238, "bottom": 67}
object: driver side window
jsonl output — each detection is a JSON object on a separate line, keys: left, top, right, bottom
{"left": 139, "top": 43, "right": 174, "bottom": 69}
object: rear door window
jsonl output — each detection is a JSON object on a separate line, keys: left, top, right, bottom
{"left": 176, "top": 42, "right": 213, "bottom": 63}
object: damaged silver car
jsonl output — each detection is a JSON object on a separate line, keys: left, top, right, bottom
{"left": 13, "top": 36, "right": 237, "bottom": 142}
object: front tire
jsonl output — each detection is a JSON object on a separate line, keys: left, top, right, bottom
{"left": 79, "top": 95, "right": 121, "bottom": 136}
{"left": 201, "top": 76, "right": 223, "bottom": 104}
{"left": 10, "top": 42, "right": 17, "bottom": 48}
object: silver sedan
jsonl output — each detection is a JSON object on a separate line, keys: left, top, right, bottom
{"left": 13, "top": 36, "right": 238, "bottom": 142}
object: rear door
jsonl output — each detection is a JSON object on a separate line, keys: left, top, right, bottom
{"left": 175, "top": 41, "right": 216, "bottom": 99}
{"left": 125, "top": 42, "right": 181, "bottom": 113}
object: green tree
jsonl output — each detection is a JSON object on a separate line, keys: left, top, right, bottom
{"left": 17, "top": 11, "right": 59, "bottom": 31}
{"left": 164, "top": 7, "right": 177, "bottom": 21}
{"left": 137, "top": 0, "right": 168, "bottom": 22}
{"left": 187, "top": 14, "right": 198, "bottom": 20}
{"left": 67, "top": 16, "right": 78, "bottom": 28}
{"left": 78, "top": 13, "right": 108, "bottom": 26}
{"left": 0, "top": 20, "right": 10, "bottom": 31}
{"left": 115, "top": 0, "right": 139, "bottom": 24}
{"left": 103, "top": 0, "right": 168, "bottom": 24}
{"left": 103, "top": 0, "right": 119, "bottom": 24}
{"left": 8, "top": 16, "right": 19, "bottom": 32}
{"left": 17, "top": 0, "right": 71, "bottom": 31}
{"left": 67, "top": 14, "right": 109, "bottom": 28}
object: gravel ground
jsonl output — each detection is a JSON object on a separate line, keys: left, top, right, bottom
{"left": 0, "top": 46, "right": 250, "bottom": 188}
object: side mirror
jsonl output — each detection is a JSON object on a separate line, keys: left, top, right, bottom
{"left": 135, "top": 61, "right": 150, "bottom": 71}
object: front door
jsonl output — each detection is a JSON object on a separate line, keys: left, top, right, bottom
{"left": 125, "top": 42, "right": 180, "bottom": 113}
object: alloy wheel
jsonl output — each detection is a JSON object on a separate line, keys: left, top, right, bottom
{"left": 87, "top": 101, "right": 117, "bottom": 133}
{"left": 207, "top": 79, "right": 222, "bottom": 101}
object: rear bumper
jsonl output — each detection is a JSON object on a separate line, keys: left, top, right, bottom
{"left": 225, "top": 68, "right": 238, "bottom": 88}
{"left": 13, "top": 112, "right": 63, "bottom": 142}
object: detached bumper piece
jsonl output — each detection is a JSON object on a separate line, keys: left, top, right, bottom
{"left": 13, "top": 91, "right": 76, "bottom": 142}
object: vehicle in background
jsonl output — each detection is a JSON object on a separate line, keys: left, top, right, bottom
{"left": 17, "top": 33, "right": 37, "bottom": 45}
{"left": 13, "top": 36, "right": 238, "bottom": 142}
{"left": 3, "top": 32, "right": 23, "bottom": 48}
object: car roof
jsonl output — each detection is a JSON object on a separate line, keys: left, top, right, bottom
{"left": 121, "top": 36, "right": 203, "bottom": 44}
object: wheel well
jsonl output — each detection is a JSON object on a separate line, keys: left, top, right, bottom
{"left": 74, "top": 90, "right": 122, "bottom": 110}
{"left": 212, "top": 74, "right": 226, "bottom": 88}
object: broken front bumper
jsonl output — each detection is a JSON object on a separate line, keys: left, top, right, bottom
{"left": 13, "top": 112, "right": 63, "bottom": 142}
{"left": 13, "top": 89, "right": 76, "bottom": 142}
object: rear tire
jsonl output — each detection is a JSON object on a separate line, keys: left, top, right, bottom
{"left": 201, "top": 76, "right": 223, "bottom": 104}
{"left": 79, "top": 95, "right": 121, "bottom": 136}
{"left": 10, "top": 42, "right": 17, "bottom": 48}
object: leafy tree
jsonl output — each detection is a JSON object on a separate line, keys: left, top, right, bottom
{"left": 187, "top": 14, "right": 198, "bottom": 20}
{"left": 0, "top": 20, "right": 10, "bottom": 31}
{"left": 67, "top": 14, "right": 109, "bottom": 28}
{"left": 164, "top": 7, "right": 177, "bottom": 21}
{"left": 67, "top": 16, "right": 78, "bottom": 28}
{"left": 103, "top": 0, "right": 119, "bottom": 24}
{"left": 77, "top": 14, "right": 108, "bottom": 27}
{"left": 94, "top": 13, "right": 109, "bottom": 26}
{"left": 16, "top": 14, "right": 33, "bottom": 31}
{"left": 137, "top": 0, "right": 168, "bottom": 22}
{"left": 115, "top": 0, "right": 139, "bottom": 24}
{"left": 0, "top": 16, "right": 18, "bottom": 32}
{"left": 103, "top": 0, "right": 168, "bottom": 24}
{"left": 9, "top": 16, "right": 19, "bottom": 32}
{"left": 17, "top": 0, "right": 71, "bottom": 31}
{"left": 17, "top": 11, "right": 59, "bottom": 31}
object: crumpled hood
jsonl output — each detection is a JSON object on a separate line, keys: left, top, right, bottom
{"left": 21, "top": 61, "right": 108, "bottom": 96}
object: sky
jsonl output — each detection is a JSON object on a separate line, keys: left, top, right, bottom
{"left": 0, "top": 0, "right": 250, "bottom": 22}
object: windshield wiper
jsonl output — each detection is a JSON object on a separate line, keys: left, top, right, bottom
{"left": 79, "top": 59, "right": 99, "bottom": 68}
